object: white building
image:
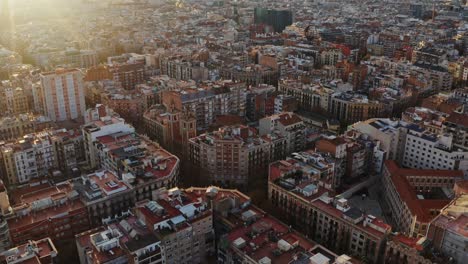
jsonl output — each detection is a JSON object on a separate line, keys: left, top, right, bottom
{"left": 402, "top": 125, "right": 468, "bottom": 175}
{"left": 82, "top": 114, "right": 135, "bottom": 169}
{"left": 352, "top": 118, "right": 408, "bottom": 164}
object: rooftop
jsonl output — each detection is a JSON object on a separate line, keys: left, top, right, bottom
{"left": 311, "top": 198, "right": 390, "bottom": 238}
{"left": 432, "top": 194, "right": 468, "bottom": 238}
{"left": 390, "top": 234, "right": 425, "bottom": 251}
{"left": 40, "top": 68, "right": 81, "bottom": 76}
{"left": 7, "top": 180, "right": 84, "bottom": 231}
{"left": 10, "top": 180, "right": 75, "bottom": 208}
{"left": 269, "top": 151, "right": 336, "bottom": 200}
{"left": 444, "top": 112, "right": 468, "bottom": 128}
{"left": 134, "top": 187, "right": 211, "bottom": 237}
{"left": 191, "top": 125, "right": 284, "bottom": 147}
{"left": 276, "top": 112, "right": 303, "bottom": 127}
{"left": 94, "top": 133, "right": 179, "bottom": 183}
{"left": 75, "top": 170, "right": 132, "bottom": 202}
{"left": 222, "top": 200, "right": 317, "bottom": 264}
{"left": 384, "top": 160, "right": 460, "bottom": 222}
{"left": 8, "top": 199, "right": 85, "bottom": 232}
{"left": 83, "top": 116, "right": 129, "bottom": 131}
{"left": 0, "top": 238, "right": 57, "bottom": 264}
{"left": 76, "top": 214, "right": 160, "bottom": 264}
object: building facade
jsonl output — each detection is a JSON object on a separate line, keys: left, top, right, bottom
{"left": 143, "top": 105, "right": 197, "bottom": 153}
{"left": 427, "top": 194, "right": 468, "bottom": 264}
{"left": 7, "top": 181, "right": 91, "bottom": 245}
{"left": 40, "top": 69, "right": 86, "bottom": 122}
{"left": 402, "top": 125, "right": 468, "bottom": 174}
{"left": 268, "top": 172, "right": 391, "bottom": 264}
{"left": 189, "top": 125, "right": 287, "bottom": 187}
{"left": 259, "top": 112, "right": 306, "bottom": 155}
{"left": 381, "top": 161, "right": 462, "bottom": 238}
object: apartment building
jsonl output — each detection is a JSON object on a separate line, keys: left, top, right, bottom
{"left": 381, "top": 161, "right": 462, "bottom": 238}
{"left": 137, "top": 84, "right": 162, "bottom": 111}
{"left": 0, "top": 238, "right": 58, "bottom": 264}
{"left": 82, "top": 110, "right": 135, "bottom": 169}
{"left": 351, "top": 118, "right": 409, "bottom": 164}
{"left": 427, "top": 194, "right": 468, "bottom": 264}
{"left": 217, "top": 202, "right": 352, "bottom": 263}
{"left": 443, "top": 112, "right": 468, "bottom": 150}
{"left": 0, "top": 134, "right": 54, "bottom": 185}
{"left": 412, "top": 47, "right": 447, "bottom": 65}
{"left": 92, "top": 132, "right": 180, "bottom": 202}
{"left": 402, "top": 125, "right": 468, "bottom": 174}
{"left": 320, "top": 48, "right": 343, "bottom": 66}
{"left": 78, "top": 185, "right": 353, "bottom": 264}
{"left": 345, "top": 141, "right": 368, "bottom": 178}
{"left": 7, "top": 181, "right": 90, "bottom": 245}
{"left": 259, "top": 112, "right": 306, "bottom": 154}
{"left": 134, "top": 187, "right": 215, "bottom": 264}
{"left": 421, "top": 94, "right": 461, "bottom": 114}
{"left": 315, "top": 136, "right": 347, "bottom": 187}
{"left": 143, "top": 104, "right": 197, "bottom": 153}
{"left": 73, "top": 170, "right": 134, "bottom": 226}
{"left": 60, "top": 49, "right": 98, "bottom": 69}
{"left": 0, "top": 135, "right": 179, "bottom": 247}
{"left": 268, "top": 160, "right": 391, "bottom": 263}
{"left": 99, "top": 89, "right": 148, "bottom": 125}
{"left": 40, "top": 68, "right": 86, "bottom": 122}
{"left": 383, "top": 234, "right": 433, "bottom": 264}
{"left": 160, "top": 57, "right": 208, "bottom": 82}
{"left": 84, "top": 65, "right": 113, "bottom": 82}
{"left": 273, "top": 94, "right": 297, "bottom": 114}
{"left": 329, "top": 92, "right": 383, "bottom": 124}
{"left": 0, "top": 85, "right": 30, "bottom": 115}
{"left": 402, "top": 107, "right": 447, "bottom": 135}
{"left": 189, "top": 125, "right": 287, "bottom": 187}
{"left": 84, "top": 104, "right": 115, "bottom": 124}
{"left": 161, "top": 81, "right": 247, "bottom": 131}
{"left": 0, "top": 182, "right": 11, "bottom": 252}
{"left": 108, "top": 63, "right": 145, "bottom": 90}
{"left": 412, "top": 63, "right": 453, "bottom": 91}
{"left": 346, "top": 128, "right": 390, "bottom": 175}
{"left": 220, "top": 64, "right": 278, "bottom": 87}
{"left": 245, "top": 84, "right": 276, "bottom": 121}
{"left": 0, "top": 114, "right": 52, "bottom": 141}
{"left": 49, "top": 128, "right": 84, "bottom": 175}
{"left": 269, "top": 150, "right": 338, "bottom": 192}
{"left": 76, "top": 214, "right": 162, "bottom": 264}
{"left": 278, "top": 79, "right": 333, "bottom": 112}
{"left": 0, "top": 128, "right": 84, "bottom": 185}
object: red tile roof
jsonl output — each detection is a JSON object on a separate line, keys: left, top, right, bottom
{"left": 392, "top": 234, "right": 423, "bottom": 251}
{"left": 8, "top": 200, "right": 86, "bottom": 231}
{"left": 0, "top": 238, "right": 57, "bottom": 263}
{"left": 445, "top": 112, "right": 468, "bottom": 127}
{"left": 277, "top": 112, "right": 302, "bottom": 126}
{"left": 226, "top": 208, "right": 316, "bottom": 263}
{"left": 384, "top": 160, "right": 455, "bottom": 222}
